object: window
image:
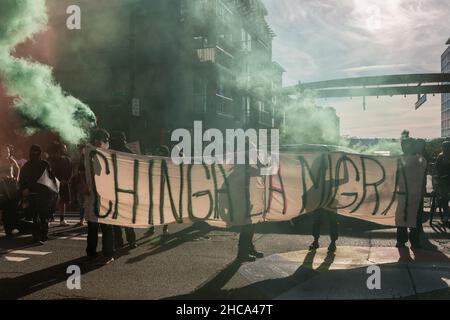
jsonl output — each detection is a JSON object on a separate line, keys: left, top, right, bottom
{"left": 216, "top": 0, "right": 233, "bottom": 24}
{"left": 194, "top": 77, "right": 207, "bottom": 113}
{"left": 242, "top": 96, "right": 250, "bottom": 123}
{"left": 241, "top": 29, "right": 252, "bottom": 52}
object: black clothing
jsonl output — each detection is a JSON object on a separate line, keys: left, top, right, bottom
{"left": 48, "top": 155, "right": 73, "bottom": 203}
{"left": 109, "top": 141, "right": 137, "bottom": 247}
{"left": 19, "top": 159, "right": 55, "bottom": 241}
{"left": 397, "top": 199, "right": 423, "bottom": 247}
{"left": 114, "top": 226, "right": 136, "bottom": 247}
{"left": 238, "top": 224, "right": 256, "bottom": 255}
{"left": 312, "top": 209, "right": 339, "bottom": 242}
{"left": 87, "top": 222, "right": 115, "bottom": 258}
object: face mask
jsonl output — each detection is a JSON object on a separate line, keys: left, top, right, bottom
{"left": 101, "top": 142, "right": 110, "bottom": 150}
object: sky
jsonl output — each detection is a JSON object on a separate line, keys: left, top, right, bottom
{"left": 263, "top": 0, "right": 450, "bottom": 138}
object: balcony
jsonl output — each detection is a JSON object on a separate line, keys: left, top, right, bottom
{"left": 196, "top": 46, "right": 234, "bottom": 71}
{"left": 216, "top": 94, "right": 234, "bottom": 117}
{"left": 191, "top": 0, "right": 235, "bottom": 25}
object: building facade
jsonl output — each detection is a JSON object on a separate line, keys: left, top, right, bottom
{"left": 47, "top": 0, "right": 284, "bottom": 153}
{"left": 442, "top": 38, "right": 450, "bottom": 137}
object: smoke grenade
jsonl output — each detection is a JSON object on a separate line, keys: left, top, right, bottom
{"left": 0, "top": 0, "right": 96, "bottom": 145}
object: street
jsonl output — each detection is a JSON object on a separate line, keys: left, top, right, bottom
{"left": 1, "top": 212, "right": 450, "bottom": 300}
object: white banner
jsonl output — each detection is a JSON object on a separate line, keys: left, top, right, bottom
{"left": 84, "top": 146, "right": 427, "bottom": 228}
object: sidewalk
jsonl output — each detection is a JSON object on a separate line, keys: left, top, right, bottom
{"left": 239, "top": 246, "right": 450, "bottom": 299}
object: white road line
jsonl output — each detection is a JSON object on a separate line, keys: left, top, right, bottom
{"left": 5, "top": 256, "right": 30, "bottom": 262}
{"left": 9, "top": 250, "right": 51, "bottom": 256}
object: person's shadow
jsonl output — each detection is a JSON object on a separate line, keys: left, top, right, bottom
{"left": 166, "top": 248, "right": 336, "bottom": 300}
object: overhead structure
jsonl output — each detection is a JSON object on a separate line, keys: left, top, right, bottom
{"left": 282, "top": 73, "right": 450, "bottom": 99}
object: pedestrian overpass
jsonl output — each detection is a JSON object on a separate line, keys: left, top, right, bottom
{"left": 282, "top": 73, "right": 450, "bottom": 109}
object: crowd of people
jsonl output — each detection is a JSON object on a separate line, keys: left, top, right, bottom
{"left": 0, "top": 129, "right": 171, "bottom": 266}
{"left": 1, "top": 129, "right": 450, "bottom": 266}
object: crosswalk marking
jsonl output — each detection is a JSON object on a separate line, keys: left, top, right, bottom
{"left": 9, "top": 250, "right": 51, "bottom": 256}
{"left": 5, "top": 256, "right": 29, "bottom": 262}
{"left": 68, "top": 237, "right": 87, "bottom": 241}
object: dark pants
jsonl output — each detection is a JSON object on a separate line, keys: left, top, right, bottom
{"left": 397, "top": 200, "right": 423, "bottom": 246}
{"left": 440, "top": 184, "right": 449, "bottom": 220}
{"left": 86, "top": 222, "right": 115, "bottom": 258}
{"left": 1, "top": 201, "right": 19, "bottom": 235}
{"left": 238, "top": 224, "right": 255, "bottom": 255}
{"left": 30, "top": 195, "right": 50, "bottom": 242}
{"left": 113, "top": 226, "right": 136, "bottom": 247}
{"left": 312, "top": 209, "right": 338, "bottom": 242}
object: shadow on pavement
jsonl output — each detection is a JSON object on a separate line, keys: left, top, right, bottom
{"left": 126, "top": 222, "right": 213, "bottom": 264}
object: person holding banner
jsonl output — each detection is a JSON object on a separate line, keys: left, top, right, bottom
{"left": 396, "top": 137, "right": 427, "bottom": 248}
{"left": 436, "top": 141, "right": 450, "bottom": 228}
{"left": 309, "top": 209, "right": 339, "bottom": 252}
{"left": 109, "top": 131, "right": 137, "bottom": 249}
{"left": 84, "top": 129, "right": 116, "bottom": 265}
{"left": 19, "top": 145, "right": 56, "bottom": 244}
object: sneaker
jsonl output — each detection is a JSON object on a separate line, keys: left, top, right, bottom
{"left": 60, "top": 220, "right": 70, "bottom": 226}
{"left": 309, "top": 241, "right": 319, "bottom": 251}
{"left": 249, "top": 248, "right": 264, "bottom": 259}
{"left": 129, "top": 243, "right": 138, "bottom": 249}
{"left": 95, "top": 257, "right": 115, "bottom": 266}
{"left": 236, "top": 253, "right": 256, "bottom": 262}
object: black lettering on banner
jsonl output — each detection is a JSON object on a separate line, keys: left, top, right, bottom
{"left": 215, "top": 164, "right": 234, "bottom": 222}
{"left": 111, "top": 153, "right": 140, "bottom": 224}
{"left": 88, "top": 150, "right": 112, "bottom": 218}
{"left": 298, "top": 154, "right": 327, "bottom": 213}
{"left": 327, "top": 155, "right": 360, "bottom": 210}
{"left": 381, "top": 158, "right": 409, "bottom": 220}
{"left": 159, "top": 160, "right": 184, "bottom": 224}
{"left": 352, "top": 156, "right": 386, "bottom": 214}
{"left": 187, "top": 164, "right": 214, "bottom": 221}
{"left": 322, "top": 154, "right": 334, "bottom": 207}
{"left": 267, "top": 163, "right": 287, "bottom": 214}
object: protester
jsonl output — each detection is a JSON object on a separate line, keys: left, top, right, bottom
{"left": 84, "top": 129, "right": 115, "bottom": 265}
{"left": 436, "top": 141, "right": 450, "bottom": 228}
{"left": 48, "top": 141, "right": 73, "bottom": 226}
{"left": 19, "top": 145, "right": 57, "bottom": 244}
{"left": 145, "top": 145, "right": 170, "bottom": 237}
{"left": 0, "top": 145, "right": 20, "bottom": 236}
{"left": 109, "top": 131, "right": 137, "bottom": 249}
{"left": 72, "top": 144, "right": 87, "bottom": 226}
{"left": 396, "top": 137, "right": 428, "bottom": 248}
{"left": 307, "top": 209, "right": 338, "bottom": 252}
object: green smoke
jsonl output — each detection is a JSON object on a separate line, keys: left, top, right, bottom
{"left": 0, "top": 0, "right": 96, "bottom": 144}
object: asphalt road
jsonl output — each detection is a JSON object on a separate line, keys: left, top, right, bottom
{"left": 1, "top": 212, "right": 450, "bottom": 300}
